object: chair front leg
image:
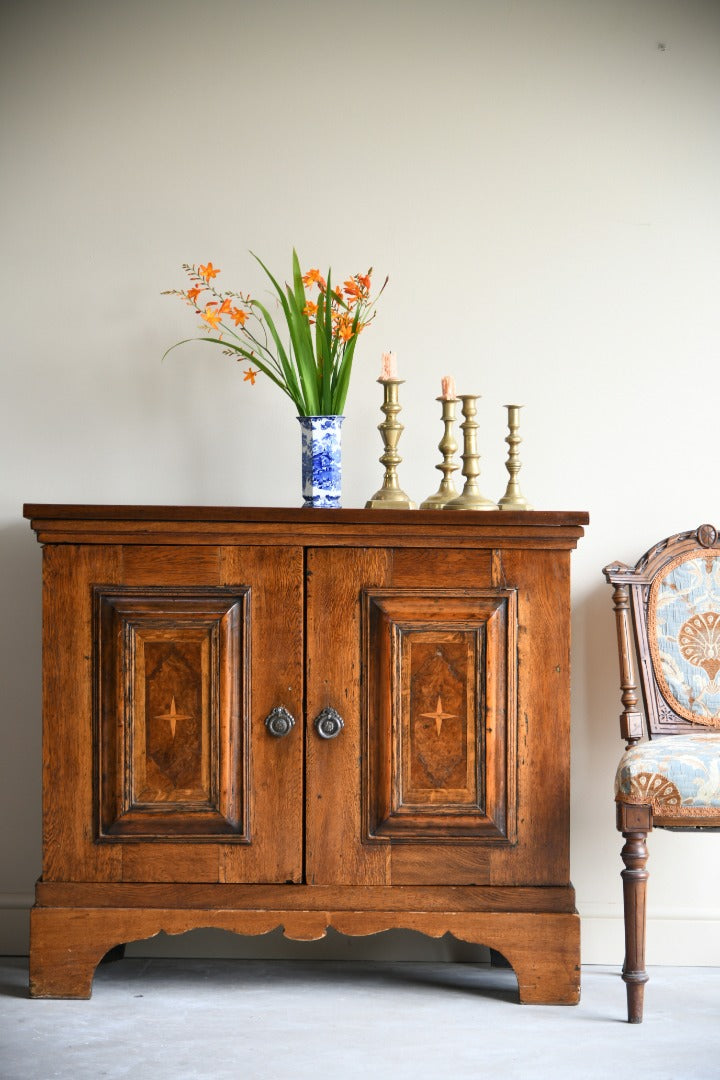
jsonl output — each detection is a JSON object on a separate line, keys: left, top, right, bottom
{"left": 617, "top": 802, "right": 652, "bottom": 1023}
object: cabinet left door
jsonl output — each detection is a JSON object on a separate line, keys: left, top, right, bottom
{"left": 42, "top": 542, "right": 305, "bottom": 885}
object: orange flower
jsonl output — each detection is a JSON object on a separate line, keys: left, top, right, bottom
{"left": 344, "top": 273, "right": 371, "bottom": 301}
{"left": 186, "top": 285, "right": 203, "bottom": 303}
{"left": 202, "top": 303, "right": 222, "bottom": 330}
{"left": 243, "top": 366, "right": 259, "bottom": 384}
{"left": 302, "top": 300, "right": 318, "bottom": 318}
{"left": 302, "top": 268, "right": 327, "bottom": 291}
{"left": 218, "top": 298, "right": 232, "bottom": 315}
{"left": 334, "top": 313, "right": 354, "bottom": 342}
{"left": 198, "top": 262, "right": 220, "bottom": 282}
{"left": 231, "top": 307, "right": 248, "bottom": 327}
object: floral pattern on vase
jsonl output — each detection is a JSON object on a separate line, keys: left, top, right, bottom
{"left": 298, "top": 415, "right": 344, "bottom": 509}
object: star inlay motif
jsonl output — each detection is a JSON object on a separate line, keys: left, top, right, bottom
{"left": 420, "top": 694, "right": 456, "bottom": 736}
{"left": 154, "top": 695, "right": 191, "bottom": 739}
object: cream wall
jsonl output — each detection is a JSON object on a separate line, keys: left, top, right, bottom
{"left": 2, "top": 0, "right": 719, "bottom": 965}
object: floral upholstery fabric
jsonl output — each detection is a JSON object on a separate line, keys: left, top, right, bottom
{"left": 615, "top": 733, "right": 720, "bottom": 815}
{"left": 648, "top": 552, "right": 720, "bottom": 728}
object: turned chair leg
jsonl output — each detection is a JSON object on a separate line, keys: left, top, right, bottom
{"left": 620, "top": 826, "right": 650, "bottom": 1023}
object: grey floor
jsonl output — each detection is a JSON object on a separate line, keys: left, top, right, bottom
{"left": 1, "top": 957, "right": 718, "bottom": 1080}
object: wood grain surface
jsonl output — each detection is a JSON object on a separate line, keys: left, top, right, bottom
{"left": 26, "top": 506, "right": 586, "bottom": 1002}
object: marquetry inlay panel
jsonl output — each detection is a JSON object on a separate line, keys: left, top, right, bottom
{"left": 363, "top": 588, "right": 517, "bottom": 843}
{"left": 136, "top": 636, "right": 208, "bottom": 803}
{"left": 405, "top": 632, "right": 480, "bottom": 805}
{"left": 94, "top": 587, "right": 249, "bottom": 839}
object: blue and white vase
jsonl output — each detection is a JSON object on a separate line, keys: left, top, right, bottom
{"left": 298, "top": 415, "right": 344, "bottom": 509}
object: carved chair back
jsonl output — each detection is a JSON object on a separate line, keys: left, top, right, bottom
{"left": 605, "top": 523, "right": 720, "bottom": 745}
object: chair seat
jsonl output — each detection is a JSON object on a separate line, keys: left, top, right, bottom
{"left": 615, "top": 733, "right": 720, "bottom": 815}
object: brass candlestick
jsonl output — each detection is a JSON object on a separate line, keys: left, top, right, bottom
{"left": 365, "top": 378, "right": 416, "bottom": 509}
{"left": 420, "top": 397, "right": 461, "bottom": 509}
{"left": 498, "top": 404, "right": 533, "bottom": 511}
{"left": 446, "top": 394, "right": 498, "bottom": 510}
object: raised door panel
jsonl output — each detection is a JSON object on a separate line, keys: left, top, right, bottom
{"left": 305, "top": 546, "right": 517, "bottom": 886}
{"left": 364, "top": 589, "right": 516, "bottom": 845}
{"left": 95, "top": 587, "right": 248, "bottom": 839}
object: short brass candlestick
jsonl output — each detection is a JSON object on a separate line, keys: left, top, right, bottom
{"left": 498, "top": 404, "right": 533, "bottom": 511}
{"left": 446, "top": 394, "right": 498, "bottom": 510}
{"left": 420, "top": 397, "right": 461, "bottom": 509}
{"left": 365, "top": 378, "right": 416, "bottom": 509}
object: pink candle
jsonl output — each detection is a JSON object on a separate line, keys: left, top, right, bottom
{"left": 380, "top": 351, "right": 398, "bottom": 380}
{"left": 441, "top": 375, "right": 457, "bottom": 399}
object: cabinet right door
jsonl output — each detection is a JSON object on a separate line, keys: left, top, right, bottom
{"left": 305, "top": 544, "right": 570, "bottom": 887}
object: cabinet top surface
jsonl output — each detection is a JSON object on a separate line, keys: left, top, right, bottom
{"left": 24, "top": 504, "right": 588, "bottom": 526}
{"left": 24, "top": 504, "right": 587, "bottom": 549}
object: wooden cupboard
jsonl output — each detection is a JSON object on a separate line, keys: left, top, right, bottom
{"left": 24, "top": 505, "right": 587, "bottom": 1002}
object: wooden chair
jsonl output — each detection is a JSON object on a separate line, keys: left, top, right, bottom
{"left": 604, "top": 523, "right": 720, "bottom": 1023}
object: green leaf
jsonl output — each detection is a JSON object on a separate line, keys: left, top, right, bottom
{"left": 284, "top": 286, "right": 320, "bottom": 414}
{"left": 291, "top": 248, "right": 308, "bottom": 321}
{"left": 251, "top": 298, "right": 305, "bottom": 411}
{"left": 324, "top": 271, "right": 335, "bottom": 372}
{"left": 314, "top": 293, "right": 334, "bottom": 414}
{"left": 161, "top": 338, "right": 197, "bottom": 363}
{"left": 251, "top": 250, "right": 290, "bottom": 311}
{"left": 313, "top": 293, "right": 328, "bottom": 413}
{"left": 330, "top": 298, "right": 366, "bottom": 412}
{"left": 162, "top": 335, "right": 293, "bottom": 401}
{"left": 289, "top": 250, "right": 322, "bottom": 410}
{"left": 332, "top": 334, "right": 359, "bottom": 414}
{"left": 252, "top": 251, "right": 321, "bottom": 414}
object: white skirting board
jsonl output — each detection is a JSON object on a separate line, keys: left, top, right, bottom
{"left": 579, "top": 903, "right": 720, "bottom": 965}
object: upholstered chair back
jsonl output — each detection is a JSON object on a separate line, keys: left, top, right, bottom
{"left": 647, "top": 550, "right": 720, "bottom": 729}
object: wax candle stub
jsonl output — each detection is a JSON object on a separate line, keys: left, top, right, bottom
{"left": 380, "top": 351, "right": 398, "bottom": 380}
{"left": 441, "top": 376, "right": 456, "bottom": 400}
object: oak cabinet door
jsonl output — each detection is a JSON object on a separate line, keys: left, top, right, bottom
{"left": 42, "top": 544, "right": 304, "bottom": 884}
{"left": 304, "top": 546, "right": 519, "bottom": 886}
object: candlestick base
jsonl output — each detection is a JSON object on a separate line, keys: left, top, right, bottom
{"left": 445, "top": 491, "right": 498, "bottom": 510}
{"left": 419, "top": 491, "right": 454, "bottom": 510}
{"left": 498, "top": 490, "right": 533, "bottom": 511}
{"left": 366, "top": 489, "right": 416, "bottom": 510}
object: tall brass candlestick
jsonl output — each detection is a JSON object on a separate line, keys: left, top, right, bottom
{"left": 365, "top": 378, "right": 416, "bottom": 509}
{"left": 446, "top": 394, "right": 498, "bottom": 510}
{"left": 498, "top": 404, "right": 533, "bottom": 510}
{"left": 420, "top": 396, "right": 460, "bottom": 509}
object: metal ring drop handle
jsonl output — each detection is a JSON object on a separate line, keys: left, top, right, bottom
{"left": 314, "top": 707, "right": 344, "bottom": 740}
{"left": 264, "top": 706, "right": 296, "bottom": 738}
